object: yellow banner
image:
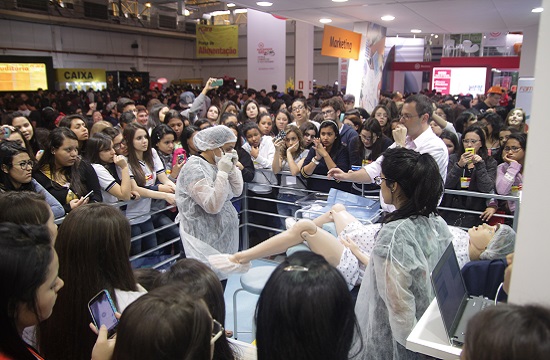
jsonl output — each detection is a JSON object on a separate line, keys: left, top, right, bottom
{"left": 196, "top": 25, "right": 239, "bottom": 58}
{"left": 0, "top": 63, "right": 48, "bottom": 91}
{"left": 321, "top": 25, "right": 362, "bottom": 60}
{"left": 55, "top": 68, "right": 106, "bottom": 83}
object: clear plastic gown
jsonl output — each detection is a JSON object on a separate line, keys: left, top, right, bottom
{"left": 176, "top": 156, "right": 243, "bottom": 280}
{"left": 351, "top": 215, "right": 452, "bottom": 360}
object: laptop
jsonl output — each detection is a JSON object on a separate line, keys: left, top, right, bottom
{"left": 431, "top": 242, "right": 494, "bottom": 346}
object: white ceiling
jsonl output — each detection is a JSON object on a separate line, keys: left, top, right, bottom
{"left": 222, "top": 0, "right": 543, "bottom": 35}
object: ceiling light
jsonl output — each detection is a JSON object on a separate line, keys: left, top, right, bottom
{"left": 410, "top": 29, "right": 422, "bottom": 33}
{"left": 532, "top": 7, "right": 544, "bottom": 13}
{"left": 145, "top": 2, "right": 151, "bottom": 8}
{"left": 256, "top": 1, "right": 273, "bottom": 6}
{"left": 381, "top": 15, "right": 395, "bottom": 21}
{"left": 434, "top": 35, "right": 439, "bottom": 38}
{"left": 227, "top": 3, "right": 236, "bottom": 7}
{"left": 210, "top": 10, "right": 230, "bottom": 16}
{"left": 234, "top": 9, "right": 247, "bottom": 13}
{"left": 332, "top": 0, "right": 349, "bottom": 2}
{"left": 319, "top": 18, "right": 332, "bottom": 24}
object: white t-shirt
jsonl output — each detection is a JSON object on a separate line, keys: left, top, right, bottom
{"left": 91, "top": 163, "right": 121, "bottom": 204}
{"left": 126, "top": 148, "right": 165, "bottom": 225}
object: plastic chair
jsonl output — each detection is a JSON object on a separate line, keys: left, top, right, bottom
{"left": 233, "top": 266, "right": 276, "bottom": 339}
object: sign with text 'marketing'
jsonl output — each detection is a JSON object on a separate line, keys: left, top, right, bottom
{"left": 321, "top": 25, "right": 362, "bottom": 60}
{"left": 196, "top": 24, "right": 239, "bottom": 58}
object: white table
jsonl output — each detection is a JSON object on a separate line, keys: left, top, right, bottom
{"left": 406, "top": 299, "right": 462, "bottom": 360}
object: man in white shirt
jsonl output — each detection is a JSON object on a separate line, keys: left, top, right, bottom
{"left": 328, "top": 94, "right": 448, "bottom": 210}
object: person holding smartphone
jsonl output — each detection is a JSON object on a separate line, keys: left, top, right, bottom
{"left": 442, "top": 126, "right": 497, "bottom": 228}
{"left": 34, "top": 127, "right": 102, "bottom": 214}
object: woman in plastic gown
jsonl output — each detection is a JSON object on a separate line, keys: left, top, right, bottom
{"left": 351, "top": 147, "right": 452, "bottom": 359}
{"left": 175, "top": 126, "right": 242, "bottom": 285}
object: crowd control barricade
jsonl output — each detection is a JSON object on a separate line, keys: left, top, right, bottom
{"left": 52, "top": 169, "right": 520, "bottom": 269}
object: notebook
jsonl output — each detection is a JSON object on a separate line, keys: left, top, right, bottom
{"left": 431, "top": 242, "right": 494, "bottom": 346}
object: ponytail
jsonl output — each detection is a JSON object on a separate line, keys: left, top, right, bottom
{"left": 381, "top": 148, "right": 442, "bottom": 223}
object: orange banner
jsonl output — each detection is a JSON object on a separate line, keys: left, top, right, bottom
{"left": 321, "top": 25, "right": 362, "bottom": 60}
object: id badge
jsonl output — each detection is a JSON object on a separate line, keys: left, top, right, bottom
{"left": 460, "top": 177, "right": 471, "bottom": 189}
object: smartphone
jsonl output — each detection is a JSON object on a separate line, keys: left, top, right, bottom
{"left": 212, "top": 79, "right": 223, "bottom": 87}
{"left": 82, "top": 190, "right": 94, "bottom": 201}
{"left": 177, "top": 153, "right": 185, "bottom": 164}
{"left": 88, "top": 289, "right": 119, "bottom": 338}
{"left": 465, "top": 148, "right": 475, "bottom": 155}
{"left": 1, "top": 126, "right": 11, "bottom": 140}
{"left": 276, "top": 130, "right": 286, "bottom": 140}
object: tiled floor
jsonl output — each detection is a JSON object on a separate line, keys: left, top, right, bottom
{"left": 223, "top": 258, "right": 280, "bottom": 343}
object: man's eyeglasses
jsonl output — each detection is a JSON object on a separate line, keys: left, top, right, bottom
{"left": 321, "top": 109, "right": 335, "bottom": 117}
{"left": 503, "top": 146, "right": 522, "bottom": 153}
{"left": 399, "top": 113, "right": 418, "bottom": 121}
{"left": 462, "top": 139, "right": 480, "bottom": 145}
{"left": 211, "top": 319, "right": 224, "bottom": 345}
{"left": 14, "top": 160, "right": 34, "bottom": 170}
{"left": 373, "top": 176, "right": 393, "bottom": 186}
{"left": 113, "top": 140, "right": 127, "bottom": 150}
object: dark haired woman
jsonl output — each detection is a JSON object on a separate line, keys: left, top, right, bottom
{"left": 241, "top": 99, "right": 261, "bottom": 123}
{"left": 443, "top": 126, "right": 497, "bottom": 228}
{"left": 0, "top": 223, "right": 64, "bottom": 360}
{"left": 272, "top": 125, "right": 309, "bottom": 220}
{"left": 225, "top": 122, "right": 255, "bottom": 183}
{"left": 111, "top": 286, "right": 213, "bottom": 360}
{"left": 462, "top": 304, "right": 550, "bottom": 360}
{"left": 301, "top": 120, "right": 350, "bottom": 192}
{"left": 348, "top": 118, "right": 392, "bottom": 194}
{"left": 182, "top": 125, "right": 201, "bottom": 157}
{"left": 256, "top": 252, "right": 360, "bottom": 360}
{"left": 371, "top": 105, "right": 392, "bottom": 138}
{"left": 352, "top": 148, "right": 452, "bottom": 359}
{"left": 155, "top": 259, "right": 237, "bottom": 360}
{"left": 58, "top": 114, "right": 90, "bottom": 156}
{"left": 440, "top": 129, "right": 460, "bottom": 157}
{"left": 34, "top": 127, "right": 102, "bottom": 214}
{"left": 123, "top": 123, "right": 176, "bottom": 255}
{"left": 85, "top": 133, "right": 132, "bottom": 204}
{"left": 299, "top": 121, "right": 318, "bottom": 149}
{"left": 478, "top": 112, "right": 503, "bottom": 158}
{"left": 151, "top": 124, "right": 185, "bottom": 182}
{"left": 485, "top": 133, "right": 527, "bottom": 221}
{"left": 5, "top": 112, "right": 42, "bottom": 158}
{"left": 39, "top": 203, "right": 147, "bottom": 360}
{"left": 0, "top": 141, "right": 64, "bottom": 218}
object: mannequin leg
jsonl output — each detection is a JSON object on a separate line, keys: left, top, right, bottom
{"left": 233, "top": 219, "right": 345, "bottom": 267}
{"left": 312, "top": 208, "right": 334, "bottom": 227}
{"left": 331, "top": 204, "right": 361, "bottom": 235}
{"left": 233, "top": 219, "right": 317, "bottom": 263}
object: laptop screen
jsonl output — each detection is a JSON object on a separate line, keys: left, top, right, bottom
{"left": 431, "top": 242, "right": 469, "bottom": 338}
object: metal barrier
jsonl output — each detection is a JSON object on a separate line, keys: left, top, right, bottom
{"left": 53, "top": 169, "right": 520, "bottom": 269}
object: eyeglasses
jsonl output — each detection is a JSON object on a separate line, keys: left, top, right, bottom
{"left": 503, "top": 146, "right": 522, "bottom": 153}
{"left": 113, "top": 140, "right": 127, "bottom": 150}
{"left": 14, "top": 160, "right": 34, "bottom": 170}
{"left": 462, "top": 139, "right": 480, "bottom": 145}
{"left": 360, "top": 134, "right": 377, "bottom": 142}
{"left": 211, "top": 319, "right": 224, "bottom": 345}
{"left": 399, "top": 113, "right": 418, "bottom": 121}
{"left": 321, "top": 109, "right": 335, "bottom": 116}
{"left": 374, "top": 176, "right": 393, "bottom": 186}
{"left": 291, "top": 105, "right": 305, "bottom": 112}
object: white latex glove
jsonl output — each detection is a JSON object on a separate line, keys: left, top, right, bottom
{"left": 217, "top": 153, "right": 234, "bottom": 174}
{"left": 229, "top": 149, "right": 239, "bottom": 165}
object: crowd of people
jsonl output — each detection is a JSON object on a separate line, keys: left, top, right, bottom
{"left": 0, "top": 80, "right": 541, "bottom": 360}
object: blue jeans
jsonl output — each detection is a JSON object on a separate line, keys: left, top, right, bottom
{"left": 130, "top": 219, "right": 158, "bottom": 256}
{"left": 151, "top": 211, "right": 183, "bottom": 257}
